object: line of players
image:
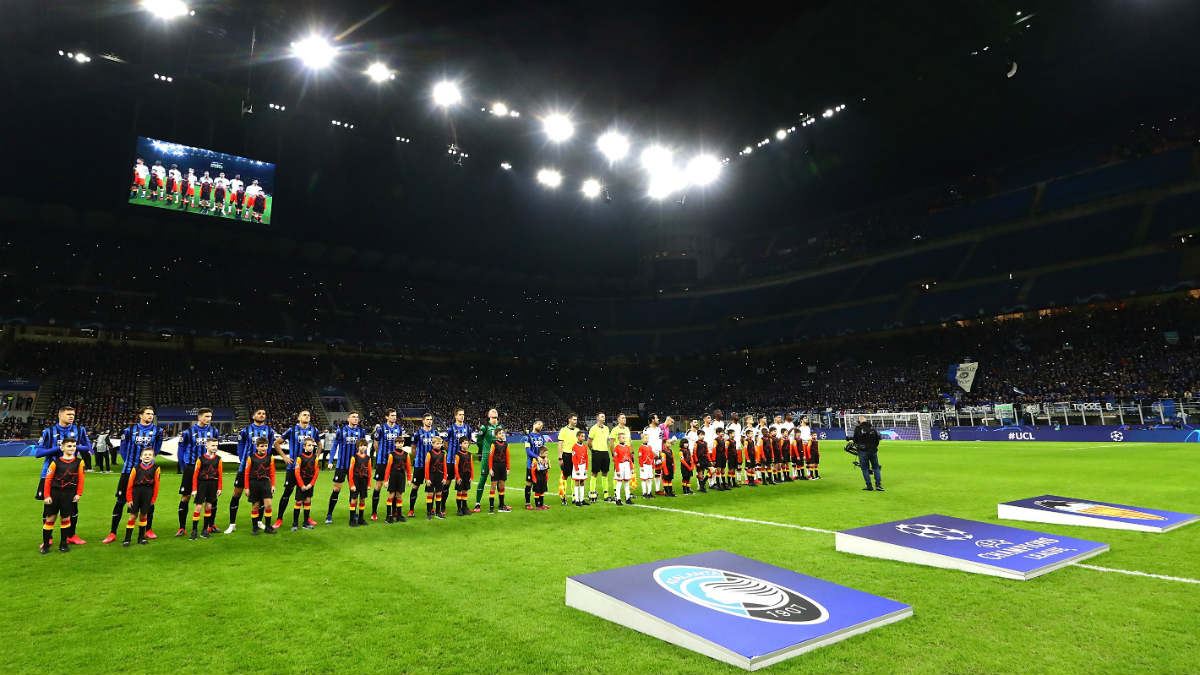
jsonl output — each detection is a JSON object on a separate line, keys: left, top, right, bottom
{"left": 131, "top": 157, "right": 267, "bottom": 221}
{"left": 33, "top": 405, "right": 820, "bottom": 554}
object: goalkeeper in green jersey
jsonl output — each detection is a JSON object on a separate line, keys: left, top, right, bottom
{"left": 472, "top": 408, "right": 504, "bottom": 512}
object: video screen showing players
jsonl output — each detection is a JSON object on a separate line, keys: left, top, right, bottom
{"left": 129, "top": 136, "right": 275, "bottom": 225}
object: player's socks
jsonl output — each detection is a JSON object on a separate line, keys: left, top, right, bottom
{"left": 124, "top": 518, "right": 134, "bottom": 544}
{"left": 426, "top": 495, "right": 434, "bottom": 517}
{"left": 371, "top": 489, "right": 381, "bottom": 515}
{"left": 110, "top": 500, "right": 123, "bottom": 535}
{"left": 178, "top": 498, "right": 188, "bottom": 529}
{"left": 356, "top": 503, "right": 365, "bottom": 524}
{"left": 303, "top": 506, "right": 311, "bottom": 525}
{"left": 229, "top": 495, "right": 240, "bottom": 526}
{"left": 409, "top": 486, "right": 419, "bottom": 514}
{"left": 326, "top": 491, "right": 339, "bottom": 519}
{"left": 293, "top": 503, "right": 301, "bottom": 528}
{"left": 489, "top": 494, "right": 495, "bottom": 510}
{"left": 498, "top": 490, "right": 506, "bottom": 509}
{"left": 138, "top": 523, "right": 147, "bottom": 543}
{"left": 524, "top": 485, "right": 531, "bottom": 506}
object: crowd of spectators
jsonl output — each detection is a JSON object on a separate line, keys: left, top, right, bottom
{"left": 0, "top": 294, "right": 1196, "bottom": 438}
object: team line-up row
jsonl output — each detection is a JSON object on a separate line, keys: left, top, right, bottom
{"left": 33, "top": 407, "right": 823, "bottom": 553}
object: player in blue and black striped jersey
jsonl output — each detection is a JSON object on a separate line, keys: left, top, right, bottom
{"left": 102, "top": 407, "right": 163, "bottom": 543}
{"left": 445, "top": 408, "right": 472, "bottom": 515}
{"left": 324, "top": 411, "right": 367, "bottom": 524}
{"left": 225, "top": 408, "right": 279, "bottom": 534}
{"left": 524, "top": 419, "right": 548, "bottom": 510}
{"left": 275, "top": 409, "right": 323, "bottom": 529}
{"left": 175, "top": 408, "right": 220, "bottom": 537}
{"left": 370, "top": 409, "right": 404, "bottom": 521}
{"left": 407, "top": 413, "right": 439, "bottom": 517}
{"left": 34, "top": 406, "right": 92, "bottom": 546}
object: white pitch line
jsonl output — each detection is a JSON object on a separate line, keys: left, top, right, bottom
{"left": 633, "top": 503, "right": 1200, "bottom": 585}
{"left": 1071, "top": 563, "right": 1200, "bottom": 585}
{"left": 630, "top": 502, "right": 835, "bottom": 534}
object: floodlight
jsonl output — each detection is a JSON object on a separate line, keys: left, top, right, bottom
{"left": 537, "top": 168, "right": 563, "bottom": 188}
{"left": 500, "top": 162, "right": 512, "bottom": 170}
{"left": 291, "top": 36, "right": 337, "bottom": 69}
{"left": 647, "top": 167, "right": 685, "bottom": 200}
{"left": 640, "top": 145, "right": 673, "bottom": 173}
{"left": 365, "top": 62, "right": 393, "bottom": 83}
{"left": 775, "top": 129, "right": 787, "bottom": 140}
{"left": 74, "top": 52, "right": 91, "bottom": 63}
{"left": 596, "top": 131, "right": 630, "bottom": 162}
{"left": 142, "top": 0, "right": 189, "bottom": 20}
{"left": 543, "top": 113, "right": 574, "bottom": 142}
{"left": 491, "top": 102, "right": 508, "bottom": 116}
{"left": 742, "top": 146, "right": 753, "bottom": 155}
{"left": 581, "top": 178, "right": 602, "bottom": 198}
{"left": 432, "top": 80, "right": 462, "bottom": 106}
{"left": 685, "top": 154, "right": 721, "bottom": 186}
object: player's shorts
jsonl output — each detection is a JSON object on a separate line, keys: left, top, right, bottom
{"left": 194, "top": 479, "right": 218, "bottom": 504}
{"left": 296, "top": 486, "right": 314, "bottom": 501}
{"left": 714, "top": 449, "right": 727, "bottom": 468}
{"left": 662, "top": 462, "right": 675, "bottom": 480}
{"left": 455, "top": 477, "right": 471, "bottom": 492}
{"left": 233, "top": 190, "right": 244, "bottom": 206}
{"left": 214, "top": 187, "right": 226, "bottom": 202}
{"left": 253, "top": 196, "right": 266, "bottom": 213}
{"left": 332, "top": 468, "right": 348, "bottom": 484}
{"left": 373, "top": 462, "right": 388, "bottom": 482}
{"left": 200, "top": 184, "right": 211, "bottom": 199}
{"left": 696, "top": 454, "right": 711, "bottom": 470}
{"left": 559, "top": 452, "right": 573, "bottom": 477}
{"left": 725, "top": 452, "right": 739, "bottom": 470}
{"left": 178, "top": 464, "right": 195, "bottom": 495}
{"left": 571, "top": 465, "right": 588, "bottom": 481}
{"left": 233, "top": 471, "right": 245, "bottom": 490}
{"left": 614, "top": 461, "right": 632, "bottom": 480}
{"left": 639, "top": 464, "right": 654, "bottom": 481}
{"left": 129, "top": 485, "right": 154, "bottom": 514}
{"left": 165, "top": 177, "right": 175, "bottom": 193}
{"left": 490, "top": 463, "right": 508, "bottom": 482}
{"left": 387, "top": 472, "right": 407, "bottom": 493}
{"left": 590, "top": 451, "right": 611, "bottom": 474}
{"left": 185, "top": 185, "right": 195, "bottom": 196}
{"left": 248, "top": 478, "right": 272, "bottom": 503}
{"left": 43, "top": 488, "right": 74, "bottom": 520}
{"left": 808, "top": 447, "right": 820, "bottom": 465}
{"left": 135, "top": 176, "right": 147, "bottom": 187}
{"left": 532, "top": 470, "right": 548, "bottom": 494}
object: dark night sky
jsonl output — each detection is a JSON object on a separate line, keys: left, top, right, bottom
{"left": 3, "top": 0, "right": 1198, "bottom": 266}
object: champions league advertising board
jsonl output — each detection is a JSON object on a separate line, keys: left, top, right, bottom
{"left": 836, "top": 514, "right": 1109, "bottom": 580}
{"left": 565, "top": 550, "right": 911, "bottom": 670}
{"left": 999, "top": 495, "right": 1199, "bottom": 533}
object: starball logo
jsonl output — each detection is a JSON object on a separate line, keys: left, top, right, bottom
{"left": 653, "top": 566, "right": 828, "bottom": 624}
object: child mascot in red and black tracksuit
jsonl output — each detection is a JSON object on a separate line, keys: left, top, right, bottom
{"left": 245, "top": 437, "right": 277, "bottom": 535}
{"left": 425, "top": 438, "right": 448, "bottom": 520}
{"left": 41, "top": 439, "right": 84, "bottom": 554}
{"left": 453, "top": 438, "right": 473, "bottom": 516}
{"left": 661, "top": 441, "right": 677, "bottom": 497}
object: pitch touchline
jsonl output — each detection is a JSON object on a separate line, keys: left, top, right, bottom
{"left": 633, "top": 503, "right": 1200, "bottom": 584}
{"left": 1071, "top": 563, "right": 1200, "bottom": 584}
{"left": 631, "top": 503, "right": 836, "bottom": 534}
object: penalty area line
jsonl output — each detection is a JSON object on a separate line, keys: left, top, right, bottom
{"left": 630, "top": 503, "right": 835, "bottom": 534}
{"left": 633, "top": 503, "right": 1200, "bottom": 584}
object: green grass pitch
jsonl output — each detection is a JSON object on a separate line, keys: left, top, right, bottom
{"left": 128, "top": 193, "right": 273, "bottom": 224}
{"left": 2, "top": 441, "right": 1197, "bottom": 674}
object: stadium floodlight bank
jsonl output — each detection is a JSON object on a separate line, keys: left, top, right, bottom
{"left": 840, "top": 412, "right": 932, "bottom": 441}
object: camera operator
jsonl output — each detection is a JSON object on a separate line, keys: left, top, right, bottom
{"left": 849, "top": 416, "right": 883, "bottom": 492}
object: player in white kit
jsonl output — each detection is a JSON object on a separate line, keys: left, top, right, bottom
{"left": 150, "top": 160, "right": 166, "bottom": 200}
{"left": 131, "top": 158, "right": 149, "bottom": 199}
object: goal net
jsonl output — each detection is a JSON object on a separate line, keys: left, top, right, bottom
{"left": 840, "top": 412, "right": 933, "bottom": 441}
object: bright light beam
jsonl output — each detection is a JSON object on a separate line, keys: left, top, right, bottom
{"left": 596, "top": 131, "right": 630, "bottom": 162}
{"left": 291, "top": 36, "right": 337, "bottom": 69}
{"left": 537, "top": 168, "right": 563, "bottom": 188}
{"left": 581, "top": 178, "right": 603, "bottom": 198}
{"left": 365, "top": 62, "right": 394, "bottom": 82}
{"left": 142, "top": 0, "right": 189, "bottom": 19}
{"left": 432, "top": 80, "right": 462, "bottom": 107}
{"left": 542, "top": 113, "right": 574, "bottom": 143}
{"left": 640, "top": 145, "right": 674, "bottom": 173}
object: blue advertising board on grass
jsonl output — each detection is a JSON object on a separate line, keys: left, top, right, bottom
{"left": 565, "top": 550, "right": 911, "bottom": 671}
{"left": 836, "top": 514, "right": 1108, "bottom": 580}
{"left": 998, "top": 495, "right": 1199, "bottom": 533}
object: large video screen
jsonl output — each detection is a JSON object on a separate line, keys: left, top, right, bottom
{"left": 129, "top": 136, "right": 275, "bottom": 224}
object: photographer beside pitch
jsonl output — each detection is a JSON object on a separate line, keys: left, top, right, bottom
{"left": 847, "top": 416, "right": 883, "bottom": 492}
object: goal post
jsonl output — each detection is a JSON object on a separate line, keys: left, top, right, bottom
{"left": 841, "top": 412, "right": 933, "bottom": 441}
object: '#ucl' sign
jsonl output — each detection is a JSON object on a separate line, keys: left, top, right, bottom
{"left": 836, "top": 514, "right": 1109, "bottom": 580}
{"left": 998, "top": 495, "right": 1199, "bottom": 533}
{"left": 565, "top": 550, "right": 911, "bottom": 671}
